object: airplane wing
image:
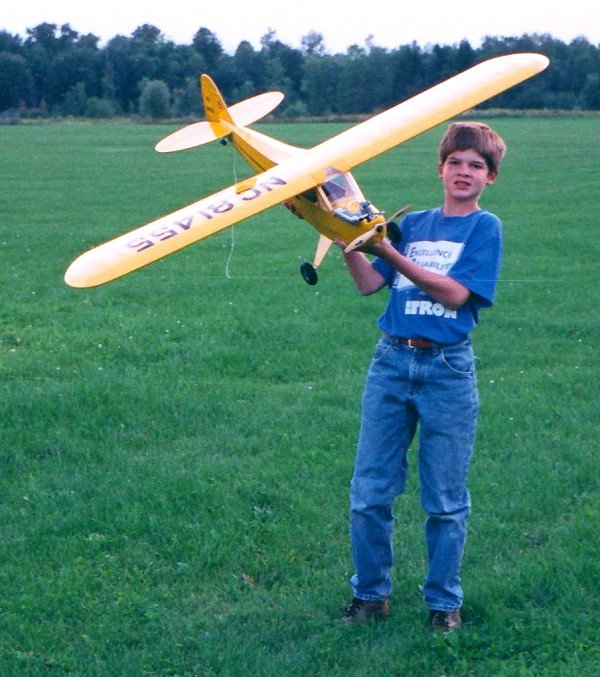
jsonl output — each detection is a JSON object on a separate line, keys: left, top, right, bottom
{"left": 64, "top": 161, "right": 321, "bottom": 287}
{"left": 305, "top": 52, "right": 549, "bottom": 172}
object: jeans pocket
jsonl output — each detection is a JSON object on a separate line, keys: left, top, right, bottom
{"left": 372, "top": 339, "right": 393, "bottom": 363}
{"left": 440, "top": 346, "right": 475, "bottom": 376}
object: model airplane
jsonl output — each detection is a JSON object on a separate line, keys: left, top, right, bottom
{"left": 64, "top": 52, "right": 549, "bottom": 288}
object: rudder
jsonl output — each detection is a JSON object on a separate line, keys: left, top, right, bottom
{"left": 201, "top": 74, "right": 234, "bottom": 124}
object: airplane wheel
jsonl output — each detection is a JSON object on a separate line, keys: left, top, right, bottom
{"left": 387, "top": 221, "right": 402, "bottom": 244}
{"left": 300, "top": 262, "right": 318, "bottom": 285}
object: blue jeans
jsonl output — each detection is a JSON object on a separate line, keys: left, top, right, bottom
{"left": 350, "top": 336, "right": 479, "bottom": 611}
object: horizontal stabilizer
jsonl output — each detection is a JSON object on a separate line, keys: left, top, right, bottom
{"left": 156, "top": 76, "right": 284, "bottom": 153}
{"left": 228, "top": 90, "right": 284, "bottom": 126}
{"left": 155, "top": 120, "right": 230, "bottom": 152}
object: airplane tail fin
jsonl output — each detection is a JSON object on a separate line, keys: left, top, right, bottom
{"left": 200, "top": 74, "right": 234, "bottom": 127}
{"left": 155, "top": 75, "right": 284, "bottom": 153}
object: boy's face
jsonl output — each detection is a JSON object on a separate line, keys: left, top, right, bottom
{"left": 438, "top": 149, "right": 497, "bottom": 205}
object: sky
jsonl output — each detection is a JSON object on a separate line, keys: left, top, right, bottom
{"left": 2, "top": 0, "right": 599, "bottom": 53}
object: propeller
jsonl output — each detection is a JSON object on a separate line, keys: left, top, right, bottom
{"left": 343, "top": 204, "right": 411, "bottom": 253}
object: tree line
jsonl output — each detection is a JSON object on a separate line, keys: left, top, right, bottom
{"left": 1, "top": 22, "right": 599, "bottom": 121}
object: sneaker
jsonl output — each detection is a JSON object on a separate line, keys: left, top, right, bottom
{"left": 340, "top": 597, "right": 389, "bottom": 625}
{"left": 428, "top": 610, "right": 462, "bottom": 633}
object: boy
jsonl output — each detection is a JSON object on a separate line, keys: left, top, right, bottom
{"left": 339, "top": 122, "right": 506, "bottom": 632}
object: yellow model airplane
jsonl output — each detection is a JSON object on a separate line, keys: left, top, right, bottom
{"left": 64, "top": 52, "right": 549, "bottom": 288}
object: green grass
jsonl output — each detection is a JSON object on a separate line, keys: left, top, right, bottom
{"left": 0, "top": 118, "right": 598, "bottom": 675}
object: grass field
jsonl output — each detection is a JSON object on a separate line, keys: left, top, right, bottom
{"left": 1, "top": 117, "right": 598, "bottom": 675}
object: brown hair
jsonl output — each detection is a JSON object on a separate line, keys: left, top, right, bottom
{"left": 439, "top": 122, "right": 507, "bottom": 174}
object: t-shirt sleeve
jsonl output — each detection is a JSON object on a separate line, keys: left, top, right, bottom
{"left": 448, "top": 213, "right": 503, "bottom": 307}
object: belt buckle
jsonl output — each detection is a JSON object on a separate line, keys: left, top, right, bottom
{"left": 407, "top": 339, "right": 418, "bottom": 349}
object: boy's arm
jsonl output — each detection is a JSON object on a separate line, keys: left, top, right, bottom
{"left": 366, "top": 240, "right": 470, "bottom": 309}
{"left": 341, "top": 247, "right": 387, "bottom": 296}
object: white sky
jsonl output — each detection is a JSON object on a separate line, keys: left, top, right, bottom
{"left": 2, "top": 0, "right": 599, "bottom": 53}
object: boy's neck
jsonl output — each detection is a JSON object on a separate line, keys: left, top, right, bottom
{"left": 442, "top": 197, "right": 481, "bottom": 217}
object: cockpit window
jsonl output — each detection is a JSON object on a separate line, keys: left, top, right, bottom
{"left": 322, "top": 175, "right": 351, "bottom": 202}
{"left": 300, "top": 169, "right": 367, "bottom": 213}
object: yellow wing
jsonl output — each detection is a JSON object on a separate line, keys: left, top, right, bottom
{"left": 64, "top": 162, "right": 321, "bottom": 287}
{"left": 309, "top": 52, "right": 549, "bottom": 172}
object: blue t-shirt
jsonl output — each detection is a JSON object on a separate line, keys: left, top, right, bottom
{"left": 372, "top": 208, "right": 503, "bottom": 344}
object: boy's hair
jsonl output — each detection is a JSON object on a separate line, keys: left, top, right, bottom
{"left": 439, "top": 122, "right": 507, "bottom": 174}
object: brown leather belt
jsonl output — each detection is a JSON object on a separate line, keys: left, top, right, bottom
{"left": 383, "top": 333, "right": 435, "bottom": 349}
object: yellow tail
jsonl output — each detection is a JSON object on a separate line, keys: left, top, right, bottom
{"left": 155, "top": 75, "right": 284, "bottom": 153}
{"left": 201, "top": 74, "right": 234, "bottom": 126}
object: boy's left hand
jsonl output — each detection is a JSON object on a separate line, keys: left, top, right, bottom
{"left": 356, "top": 238, "right": 393, "bottom": 257}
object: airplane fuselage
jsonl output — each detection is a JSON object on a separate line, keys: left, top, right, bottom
{"left": 228, "top": 124, "right": 386, "bottom": 247}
